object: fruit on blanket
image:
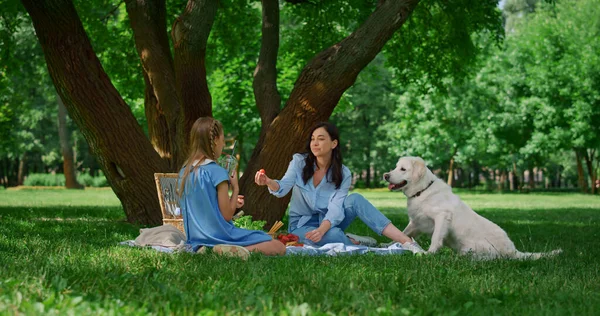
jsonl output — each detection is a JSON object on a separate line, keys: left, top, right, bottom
{"left": 276, "top": 233, "right": 300, "bottom": 245}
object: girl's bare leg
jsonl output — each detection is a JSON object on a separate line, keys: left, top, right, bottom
{"left": 245, "top": 239, "right": 286, "bottom": 256}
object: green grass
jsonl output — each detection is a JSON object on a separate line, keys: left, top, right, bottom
{"left": 1, "top": 188, "right": 599, "bottom": 315}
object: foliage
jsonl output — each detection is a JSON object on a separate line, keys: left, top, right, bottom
{"left": 384, "top": 0, "right": 503, "bottom": 89}
{"left": 2, "top": 0, "right": 597, "bottom": 195}
{"left": 0, "top": 189, "right": 599, "bottom": 314}
{"left": 23, "top": 173, "right": 109, "bottom": 187}
{"left": 232, "top": 215, "right": 267, "bottom": 231}
{"left": 507, "top": 0, "right": 600, "bottom": 153}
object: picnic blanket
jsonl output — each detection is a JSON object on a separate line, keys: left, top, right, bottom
{"left": 120, "top": 225, "right": 410, "bottom": 256}
{"left": 120, "top": 239, "right": 410, "bottom": 256}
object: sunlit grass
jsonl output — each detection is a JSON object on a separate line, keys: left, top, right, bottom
{"left": 0, "top": 188, "right": 599, "bottom": 314}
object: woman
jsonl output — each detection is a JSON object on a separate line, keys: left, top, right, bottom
{"left": 254, "top": 122, "right": 424, "bottom": 253}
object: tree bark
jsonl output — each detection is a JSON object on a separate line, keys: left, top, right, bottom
{"left": 583, "top": 149, "right": 596, "bottom": 195}
{"left": 528, "top": 167, "right": 535, "bottom": 189}
{"left": 253, "top": 0, "right": 282, "bottom": 131}
{"left": 447, "top": 158, "right": 455, "bottom": 187}
{"left": 575, "top": 149, "right": 588, "bottom": 193}
{"left": 366, "top": 165, "right": 372, "bottom": 188}
{"left": 126, "top": 0, "right": 181, "bottom": 169}
{"left": 172, "top": 0, "right": 218, "bottom": 164}
{"left": 240, "top": 0, "right": 421, "bottom": 223}
{"left": 499, "top": 170, "right": 507, "bottom": 191}
{"left": 509, "top": 161, "right": 518, "bottom": 191}
{"left": 21, "top": 0, "right": 169, "bottom": 224}
{"left": 0, "top": 158, "right": 6, "bottom": 187}
{"left": 57, "top": 94, "right": 83, "bottom": 189}
{"left": 17, "top": 153, "right": 26, "bottom": 186}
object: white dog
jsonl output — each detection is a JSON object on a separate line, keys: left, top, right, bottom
{"left": 384, "top": 156, "right": 562, "bottom": 260}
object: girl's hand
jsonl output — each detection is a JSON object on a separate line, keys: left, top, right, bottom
{"left": 305, "top": 229, "right": 324, "bottom": 243}
{"left": 254, "top": 169, "right": 269, "bottom": 186}
{"left": 236, "top": 195, "right": 244, "bottom": 208}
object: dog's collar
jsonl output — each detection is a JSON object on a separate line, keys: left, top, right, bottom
{"left": 410, "top": 180, "right": 435, "bottom": 198}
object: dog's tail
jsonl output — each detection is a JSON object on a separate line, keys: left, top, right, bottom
{"left": 513, "top": 249, "right": 563, "bottom": 260}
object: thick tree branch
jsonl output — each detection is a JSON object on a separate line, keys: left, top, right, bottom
{"left": 21, "top": 0, "right": 169, "bottom": 224}
{"left": 172, "top": 0, "right": 218, "bottom": 164}
{"left": 241, "top": 0, "right": 421, "bottom": 223}
{"left": 101, "top": 0, "right": 125, "bottom": 22}
{"left": 253, "top": 0, "right": 281, "bottom": 128}
{"left": 126, "top": 0, "right": 181, "bottom": 169}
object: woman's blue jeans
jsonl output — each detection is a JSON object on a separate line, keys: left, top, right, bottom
{"left": 289, "top": 194, "right": 392, "bottom": 246}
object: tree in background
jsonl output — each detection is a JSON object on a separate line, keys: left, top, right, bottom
{"left": 505, "top": 0, "right": 600, "bottom": 193}
{"left": 9, "top": 0, "right": 501, "bottom": 224}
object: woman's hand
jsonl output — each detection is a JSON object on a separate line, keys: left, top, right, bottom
{"left": 305, "top": 228, "right": 325, "bottom": 243}
{"left": 236, "top": 195, "right": 244, "bottom": 208}
{"left": 254, "top": 169, "right": 269, "bottom": 186}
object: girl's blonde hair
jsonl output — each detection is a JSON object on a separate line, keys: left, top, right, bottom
{"left": 178, "top": 117, "right": 224, "bottom": 196}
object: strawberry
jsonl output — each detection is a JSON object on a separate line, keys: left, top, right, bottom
{"left": 259, "top": 169, "right": 265, "bottom": 174}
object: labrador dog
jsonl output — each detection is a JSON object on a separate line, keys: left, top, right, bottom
{"left": 384, "top": 156, "right": 562, "bottom": 260}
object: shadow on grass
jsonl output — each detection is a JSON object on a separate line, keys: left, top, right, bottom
{"left": 345, "top": 207, "right": 600, "bottom": 252}
{"left": 0, "top": 206, "right": 138, "bottom": 253}
{"left": 0, "top": 205, "right": 125, "bottom": 220}
{"left": 1, "top": 202, "right": 600, "bottom": 314}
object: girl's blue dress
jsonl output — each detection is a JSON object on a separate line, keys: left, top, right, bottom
{"left": 179, "top": 160, "right": 272, "bottom": 251}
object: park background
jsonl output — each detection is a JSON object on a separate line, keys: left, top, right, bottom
{"left": 0, "top": 0, "right": 599, "bottom": 314}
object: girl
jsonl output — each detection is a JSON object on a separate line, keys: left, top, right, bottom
{"left": 254, "top": 122, "right": 425, "bottom": 253}
{"left": 178, "top": 117, "right": 286, "bottom": 258}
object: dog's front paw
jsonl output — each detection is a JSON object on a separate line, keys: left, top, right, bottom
{"left": 426, "top": 248, "right": 439, "bottom": 255}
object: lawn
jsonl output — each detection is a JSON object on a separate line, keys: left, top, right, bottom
{"left": 0, "top": 188, "right": 599, "bottom": 315}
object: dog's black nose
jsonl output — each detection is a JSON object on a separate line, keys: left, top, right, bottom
{"left": 384, "top": 173, "right": 390, "bottom": 181}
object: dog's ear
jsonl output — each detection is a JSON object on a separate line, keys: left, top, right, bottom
{"left": 411, "top": 158, "right": 426, "bottom": 181}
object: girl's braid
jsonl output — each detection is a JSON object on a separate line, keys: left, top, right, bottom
{"left": 209, "top": 119, "right": 218, "bottom": 160}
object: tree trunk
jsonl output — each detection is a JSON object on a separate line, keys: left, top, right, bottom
{"left": 499, "top": 170, "right": 507, "bottom": 191}
{"left": 253, "top": 0, "right": 281, "bottom": 130}
{"left": 126, "top": 0, "right": 181, "bottom": 169}
{"left": 593, "top": 157, "right": 600, "bottom": 193}
{"left": 172, "top": 0, "right": 218, "bottom": 164}
{"left": 575, "top": 149, "right": 588, "bottom": 193}
{"left": 0, "top": 158, "right": 4, "bottom": 187}
{"left": 447, "top": 158, "right": 455, "bottom": 187}
{"left": 473, "top": 162, "right": 480, "bottom": 187}
{"left": 8, "top": 158, "right": 17, "bottom": 186}
{"left": 57, "top": 94, "right": 83, "bottom": 189}
{"left": 240, "top": 0, "right": 421, "bottom": 223}
{"left": 528, "top": 167, "right": 535, "bottom": 189}
{"left": 21, "top": 0, "right": 170, "bottom": 224}
{"left": 17, "top": 153, "right": 26, "bottom": 186}
{"left": 509, "top": 161, "right": 518, "bottom": 191}
{"left": 0, "top": 158, "right": 6, "bottom": 187}
{"left": 583, "top": 149, "right": 596, "bottom": 195}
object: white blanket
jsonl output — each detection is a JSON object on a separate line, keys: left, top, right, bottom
{"left": 120, "top": 239, "right": 410, "bottom": 256}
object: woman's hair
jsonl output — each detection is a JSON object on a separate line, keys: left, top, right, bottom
{"left": 302, "top": 122, "right": 343, "bottom": 189}
{"left": 178, "top": 117, "right": 224, "bottom": 196}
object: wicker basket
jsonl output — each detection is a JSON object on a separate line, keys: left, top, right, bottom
{"left": 154, "top": 173, "right": 185, "bottom": 236}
